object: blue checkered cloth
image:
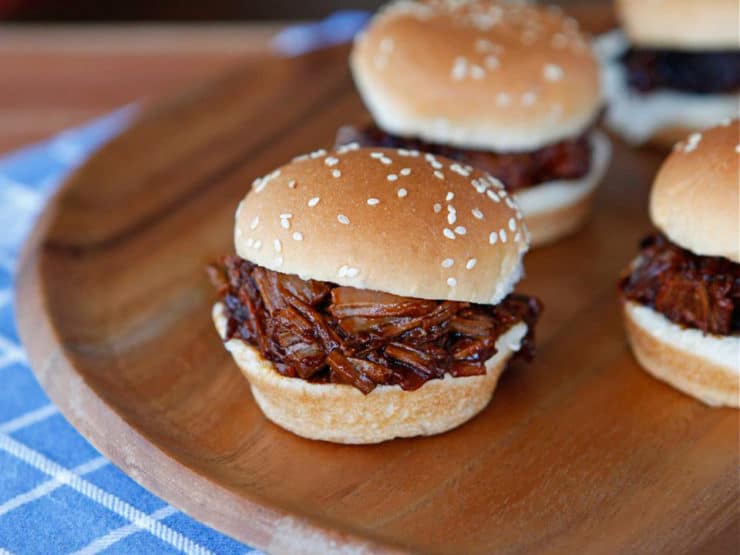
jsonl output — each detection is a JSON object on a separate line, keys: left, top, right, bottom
{"left": 0, "top": 12, "right": 370, "bottom": 555}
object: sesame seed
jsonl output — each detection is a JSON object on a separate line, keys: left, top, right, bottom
{"left": 307, "top": 197, "right": 320, "bottom": 207}
{"left": 522, "top": 91, "right": 537, "bottom": 106}
{"left": 470, "top": 64, "right": 485, "bottom": 80}
{"left": 505, "top": 197, "right": 516, "bottom": 209}
{"left": 489, "top": 232, "right": 498, "bottom": 245}
{"left": 370, "top": 152, "right": 383, "bottom": 159}
{"left": 292, "top": 232, "right": 303, "bottom": 241}
{"left": 455, "top": 226, "right": 467, "bottom": 235}
{"left": 338, "top": 265, "right": 348, "bottom": 277}
{"left": 446, "top": 191, "right": 454, "bottom": 201}
{"left": 514, "top": 231, "right": 522, "bottom": 242}
{"left": 441, "top": 258, "right": 454, "bottom": 268}
{"left": 447, "top": 277, "right": 457, "bottom": 287}
{"left": 250, "top": 216, "right": 259, "bottom": 230}
{"left": 488, "top": 175, "right": 506, "bottom": 189}
{"left": 543, "top": 63, "right": 564, "bottom": 81}
{"left": 273, "top": 239, "right": 282, "bottom": 253}
{"left": 332, "top": 169, "right": 342, "bottom": 178}
{"left": 484, "top": 55, "right": 499, "bottom": 70}
{"left": 367, "top": 198, "right": 380, "bottom": 205}
{"left": 325, "top": 156, "right": 339, "bottom": 166}
{"left": 508, "top": 217, "right": 517, "bottom": 231}
{"left": 387, "top": 174, "right": 398, "bottom": 181}
{"left": 466, "top": 258, "right": 477, "bottom": 270}
{"left": 433, "top": 203, "right": 442, "bottom": 213}
{"left": 434, "top": 171, "right": 444, "bottom": 180}
{"left": 280, "top": 219, "right": 290, "bottom": 230}
{"left": 443, "top": 228, "right": 456, "bottom": 240}
{"left": 516, "top": 210, "right": 523, "bottom": 220}
{"left": 274, "top": 256, "right": 283, "bottom": 267}
{"left": 486, "top": 189, "right": 500, "bottom": 202}
{"left": 253, "top": 239, "right": 262, "bottom": 250}
{"left": 447, "top": 204, "right": 456, "bottom": 213}
{"left": 736, "top": 145, "right": 740, "bottom": 153}
{"left": 337, "top": 214, "right": 350, "bottom": 225}
{"left": 448, "top": 212, "right": 457, "bottom": 225}
{"left": 499, "top": 229, "right": 507, "bottom": 243}
{"left": 380, "top": 157, "right": 392, "bottom": 166}
{"left": 309, "top": 149, "right": 327, "bottom": 159}
{"left": 472, "top": 208, "right": 484, "bottom": 219}
{"left": 288, "top": 179, "right": 297, "bottom": 189}
{"left": 451, "top": 56, "right": 468, "bottom": 80}
{"left": 346, "top": 267, "right": 360, "bottom": 278}
{"left": 280, "top": 212, "right": 292, "bottom": 219}
{"left": 400, "top": 168, "right": 411, "bottom": 176}
{"left": 397, "top": 188, "right": 408, "bottom": 198}
{"left": 430, "top": 160, "right": 443, "bottom": 169}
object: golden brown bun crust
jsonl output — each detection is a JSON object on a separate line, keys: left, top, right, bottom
{"left": 650, "top": 120, "right": 739, "bottom": 262}
{"left": 617, "top": 0, "right": 740, "bottom": 49}
{"left": 235, "top": 146, "right": 528, "bottom": 304}
{"left": 213, "top": 303, "right": 527, "bottom": 443}
{"left": 351, "top": 0, "right": 602, "bottom": 151}
{"left": 623, "top": 303, "right": 739, "bottom": 408}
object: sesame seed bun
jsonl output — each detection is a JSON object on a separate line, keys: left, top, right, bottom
{"left": 617, "top": 0, "right": 740, "bottom": 50}
{"left": 213, "top": 303, "right": 528, "bottom": 443}
{"left": 514, "top": 130, "right": 611, "bottom": 247}
{"left": 235, "top": 145, "right": 529, "bottom": 305}
{"left": 623, "top": 302, "right": 739, "bottom": 408}
{"left": 650, "top": 120, "right": 740, "bottom": 263}
{"left": 350, "top": 0, "right": 602, "bottom": 152}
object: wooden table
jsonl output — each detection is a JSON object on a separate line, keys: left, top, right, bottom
{"left": 0, "top": 24, "right": 279, "bottom": 154}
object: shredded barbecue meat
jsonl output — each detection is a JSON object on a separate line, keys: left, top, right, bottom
{"left": 209, "top": 257, "right": 542, "bottom": 394}
{"left": 622, "top": 48, "right": 740, "bottom": 95}
{"left": 618, "top": 234, "right": 740, "bottom": 335}
{"left": 335, "top": 124, "right": 592, "bottom": 191}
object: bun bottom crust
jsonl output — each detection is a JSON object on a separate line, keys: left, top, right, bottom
{"left": 515, "top": 130, "right": 610, "bottom": 248}
{"left": 523, "top": 188, "right": 596, "bottom": 248}
{"left": 623, "top": 302, "right": 739, "bottom": 408}
{"left": 213, "top": 303, "right": 527, "bottom": 443}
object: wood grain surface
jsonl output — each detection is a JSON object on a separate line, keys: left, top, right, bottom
{"left": 15, "top": 13, "right": 739, "bottom": 555}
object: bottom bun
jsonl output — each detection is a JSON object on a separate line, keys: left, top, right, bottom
{"left": 213, "top": 302, "right": 527, "bottom": 443}
{"left": 623, "top": 301, "right": 739, "bottom": 408}
{"left": 514, "top": 130, "right": 611, "bottom": 247}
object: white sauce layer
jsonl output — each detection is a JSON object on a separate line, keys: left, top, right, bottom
{"left": 594, "top": 30, "right": 740, "bottom": 144}
{"left": 514, "top": 130, "right": 611, "bottom": 216}
{"left": 627, "top": 301, "right": 740, "bottom": 373}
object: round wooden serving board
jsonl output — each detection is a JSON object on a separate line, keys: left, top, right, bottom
{"left": 16, "top": 28, "right": 739, "bottom": 555}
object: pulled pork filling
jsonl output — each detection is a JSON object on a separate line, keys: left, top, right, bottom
{"left": 619, "top": 234, "right": 740, "bottom": 335}
{"left": 335, "top": 124, "right": 592, "bottom": 192}
{"left": 622, "top": 48, "right": 740, "bottom": 95}
{"left": 209, "top": 256, "right": 542, "bottom": 394}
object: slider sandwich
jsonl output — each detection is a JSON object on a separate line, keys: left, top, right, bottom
{"left": 341, "top": 0, "right": 611, "bottom": 247}
{"left": 619, "top": 120, "right": 739, "bottom": 407}
{"left": 598, "top": 0, "right": 740, "bottom": 146}
{"left": 210, "top": 145, "right": 542, "bottom": 443}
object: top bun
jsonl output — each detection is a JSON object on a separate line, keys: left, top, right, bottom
{"left": 617, "top": 0, "right": 740, "bottom": 50}
{"left": 650, "top": 120, "right": 739, "bottom": 263}
{"left": 235, "top": 145, "right": 529, "bottom": 304}
{"left": 350, "top": 0, "right": 602, "bottom": 152}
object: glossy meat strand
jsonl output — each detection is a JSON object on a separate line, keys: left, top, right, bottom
{"left": 210, "top": 257, "right": 542, "bottom": 393}
{"left": 619, "top": 234, "right": 740, "bottom": 335}
{"left": 622, "top": 48, "right": 740, "bottom": 95}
